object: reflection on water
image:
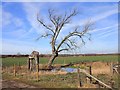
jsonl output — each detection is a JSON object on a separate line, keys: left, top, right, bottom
{"left": 51, "top": 67, "right": 77, "bottom": 73}
{"left": 61, "top": 68, "right": 77, "bottom": 73}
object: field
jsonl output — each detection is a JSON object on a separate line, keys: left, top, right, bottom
{"left": 2, "top": 55, "right": 119, "bottom": 67}
{"left": 1, "top": 55, "right": 120, "bottom": 89}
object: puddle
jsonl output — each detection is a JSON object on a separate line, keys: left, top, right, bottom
{"left": 61, "top": 68, "right": 77, "bottom": 73}
{"left": 51, "top": 68, "right": 77, "bottom": 73}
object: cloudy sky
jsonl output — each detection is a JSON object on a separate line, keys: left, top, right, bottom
{"left": 1, "top": 2, "right": 118, "bottom": 54}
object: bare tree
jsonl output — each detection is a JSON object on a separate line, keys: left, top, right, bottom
{"left": 37, "top": 9, "right": 94, "bottom": 69}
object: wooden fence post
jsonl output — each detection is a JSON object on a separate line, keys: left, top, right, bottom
{"left": 89, "top": 65, "right": 92, "bottom": 83}
{"left": 13, "top": 64, "right": 16, "bottom": 76}
{"left": 18, "top": 62, "right": 21, "bottom": 70}
{"left": 36, "top": 64, "right": 39, "bottom": 81}
{"left": 110, "top": 78, "right": 114, "bottom": 88}
{"left": 110, "top": 62, "right": 113, "bottom": 75}
{"left": 28, "top": 59, "right": 30, "bottom": 70}
{"left": 77, "top": 68, "right": 82, "bottom": 88}
{"left": 96, "top": 81, "right": 101, "bottom": 88}
{"left": 86, "top": 76, "right": 90, "bottom": 84}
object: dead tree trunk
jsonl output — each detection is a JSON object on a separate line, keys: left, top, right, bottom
{"left": 37, "top": 9, "right": 93, "bottom": 70}
{"left": 47, "top": 52, "right": 58, "bottom": 69}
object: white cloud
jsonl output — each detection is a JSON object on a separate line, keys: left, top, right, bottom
{"left": 89, "top": 24, "right": 118, "bottom": 33}
{"left": 7, "top": 29, "right": 27, "bottom": 37}
{"left": 22, "top": 3, "right": 42, "bottom": 34}
{"left": 92, "top": 9, "right": 118, "bottom": 22}
{"left": 2, "top": 11, "right": 12, "bottom": 27}
{"left": 2, "top": 10, "right": 25, "bottom": 28}
{"left": 2, "top": 10, "right": 32, "bottom": 39}
{"left": 22, "top": 2, "right": 118, "bottom": 37}
{"left": 62, "top": 5, "right": 118, "bottom": 32}
{"left": 1, "top": 2, "right": 118, "bottom": 54}
{"left": 98, "top": 31, "right": 117, "bottom": 38}
{"left": 2, "top": 38, "right": 51, "bottom": 54}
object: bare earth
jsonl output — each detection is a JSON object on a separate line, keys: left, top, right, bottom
{"left": 1, "top": 79, "right": 37, "bottom": 88}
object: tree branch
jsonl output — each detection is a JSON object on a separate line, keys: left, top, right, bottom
{"left": 48, "top": 9, "right": 57, "bottom": 28}
{"left": 37, "top": 14, "right": 55, "bottom": 34}
{"left": 58, "top": 48, "right": 69, "bottom": 52}
{"left": 37, "top": 8, "right": 94, "bottom": 68}
{"left": 53, "top": 9, "right": 79, "bottom": 44}
{"left": 56, "top": 23, "right": 92, "bottom": 51}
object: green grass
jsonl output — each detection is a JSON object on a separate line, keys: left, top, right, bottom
{"left": 2, "top": 55, "right": 119, "bottom": 67}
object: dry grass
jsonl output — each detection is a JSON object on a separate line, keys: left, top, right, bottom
{"left": 2, "top": 61, "right": 119, "bottom": 88}
{"left": 91, "top": 62, "right": 111, "bottom": 75}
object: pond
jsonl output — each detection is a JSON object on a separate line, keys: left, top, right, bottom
{"left": 61, "top": 68, "right": 77, "bottom": 73}
{"left": 51, "top": 67, "right": 78, "bottom": 73}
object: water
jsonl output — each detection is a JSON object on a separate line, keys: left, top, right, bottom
{"left": 61, "top": 68, "right": 77, "bottom": 73}
{"left": 51, "top": 67, "right": 77, "bottom": 73}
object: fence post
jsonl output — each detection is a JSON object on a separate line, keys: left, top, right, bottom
{"left": 89, "top": 65, "right": 92, "bottom": 83}
{"left": 110, "top": 78, "right": 114, "bottom": 88}
{"left": 86, "top": 76, "right": 89, "bottom": 84}
{"left": 96, "top": 81, "right": 101, "bottom": 88}
{"left": 77, "top": 68, "right": 82, "bottom": 88}
{"left": 28, "top": 59, "right": 30, "bottom": 70}
{"left": 18, "top": 62, "right": 21, "bottom": 70}
{"left": 98, "top": 82, "right": 101, "bottom": 88}
{"left": 13, "top": 64, "right": 16, "bottom": 76}
{"left": 36, "top": 64, "right": 39, "bottom": 81}
{"left": 110, "top": 62, "right": 113, "bottom": 75}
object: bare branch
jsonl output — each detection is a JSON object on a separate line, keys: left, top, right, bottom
{"left": 48, "top": 9, "right": 57, "bottom": 27}
{"left": 53, "top": 9, "right": 79, "bottom": 43}
{"left": 64, "top": 9, "right": 79, "bottom": 24}
{"left": 67, "top": 38, "right": 78, "bottom": 48}
{"left": 36, "top": 32, "right": 53, "bottom": 41}
{"left": 56, "top": 22, "right": 93, "bottom": 51}
{"left": 37, "top": 13, "right": 55, "bottom": 34}
{"left": 37, "top": 8, "right": 94, "bottom": 68}
{"left": 58, "top": 48, "right": 69, "bottom": 52}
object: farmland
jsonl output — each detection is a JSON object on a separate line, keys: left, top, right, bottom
{"left": 1, "top": 54, "right": 120, "bottom": 89}
{"left": 2, "top": 55, "right": 119, "bottom": 67}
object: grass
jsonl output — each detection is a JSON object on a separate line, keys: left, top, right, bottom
{"left": 3, "top": 71, "right": 119, "bottom": 88}
{"left": 2, "top": 72, "right": 83, "bottom": 88}
{"left": 2, "top": 55, "right": 119, "bottom": 67}
{"left": 2, "top": 55, "right": 119, "bottom": 88}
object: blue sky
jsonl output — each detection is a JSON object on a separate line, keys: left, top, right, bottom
{"left": 1, "top": 2, "right": 118, "bottom": 54}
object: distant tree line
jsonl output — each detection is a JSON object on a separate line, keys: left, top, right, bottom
{"left": 0, "top": 53, "right": 119, "bottom": 58}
